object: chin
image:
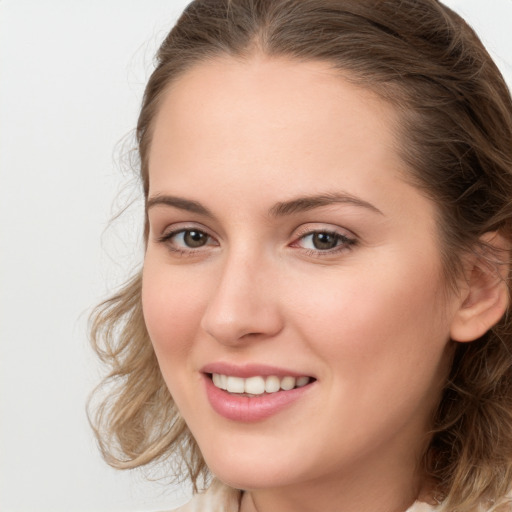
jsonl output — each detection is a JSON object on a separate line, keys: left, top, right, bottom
{"left": 209, "top": 466, "right": 293, "bottom": 491}
{"left": 201, "top": 445, "right": 303, "bottom": 491}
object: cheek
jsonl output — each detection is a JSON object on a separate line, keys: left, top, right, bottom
{"left": 141, "top": 259, "right": 206, "bottom": 366}
{"left": 292, "top": 256, "right": 450, "bottom": 387}
{"left": 287, "top": 260, "right": 452, "bottom": 453}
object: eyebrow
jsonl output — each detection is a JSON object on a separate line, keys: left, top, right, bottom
{"left": 146, "top": 192, "right": 383, "bottom": 217}
{"left": 146, "top": 195, "right": 214, "bottom": 217}
{"left": 269, "top": 192, "right": 383, "bottom": 217}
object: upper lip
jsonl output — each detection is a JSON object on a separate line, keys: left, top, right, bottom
{"left": 201, "top": 362, "right": 314, "bottom": 379}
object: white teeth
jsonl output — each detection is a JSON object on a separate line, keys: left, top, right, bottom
{"left": 226, "top": 376, "right": 245, "bottom": 393}
{"left": 213, "top": 373, "right": 228, "bottom": 390}
{"left": 212, "top": 373, "right": 310, "bottom": 395}
{"left": 212, "top": 373, "right": 222, "bottom": 388}
{"left": 296, "top": 376, "right": 309, "bottom": 387}
{"left": 245, "top": 376, "right": 266, "bottom": 395}
{"left": 280, "top": 376, "right": 296, "bottom": 391}
{"left": 265, "top": 375, "right": 281, "bottom": 393}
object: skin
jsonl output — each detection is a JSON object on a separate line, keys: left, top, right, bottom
{"left": 142, "top": 56, "right": 467, "bottom": 512}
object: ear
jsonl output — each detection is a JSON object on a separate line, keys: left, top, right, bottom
{"left": 450, "top": 232, "right": 510, "bottom": 343}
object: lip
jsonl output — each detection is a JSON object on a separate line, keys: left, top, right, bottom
{"left": 201, "top": 362, "right": 312, "bottom": 379}
{"left": 201, "top": 364, "right": 315, "bottom": 422}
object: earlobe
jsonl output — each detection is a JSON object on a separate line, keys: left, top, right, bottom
{"left": 450, "top": 233, "right": 510, "bottom": 343}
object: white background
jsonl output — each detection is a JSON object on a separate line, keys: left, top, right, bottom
{"left": 1, "top": 1, "right": 511, "bottom": 511}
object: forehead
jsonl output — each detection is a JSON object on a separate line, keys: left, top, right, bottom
{"left": 149, "top": 57, "right": 403, "bottom": 184}
{"left": 147, "top": 56, "right": 436, "bottom": 233}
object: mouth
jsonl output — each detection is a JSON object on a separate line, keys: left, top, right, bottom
{"left": 201, "top": 363, "right": 316, "bottom": 421}
{"left": 208, "top": 373, "right": 314, "bottom": 396}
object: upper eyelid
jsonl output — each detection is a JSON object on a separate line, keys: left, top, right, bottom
{"left": 298, "top": 230, "right": 352, "bottom": 241}
{"left": 292, "top": 223, "right": 357, "bottom": 240}
{"left": 292, "top": 231, "right": 355, "bottom": 248}
{"left": 160, "top": 227, "right": 217, "bottom": 242}
{"left": 158, "top": 222, "right": 216, "bottom": 238}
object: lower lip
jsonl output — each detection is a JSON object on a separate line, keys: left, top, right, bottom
{"left": 203, "top": 375, "right": 313, "bottom": 422}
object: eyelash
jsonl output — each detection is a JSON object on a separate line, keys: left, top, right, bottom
{"left": 157, "top": 227, "right": 357, "bottom": 258}
{"left": 157, "top": 228, "right": 218, "bottom": 256}
{"left": 292, "top": 230, "right": 356, "bottom": 257}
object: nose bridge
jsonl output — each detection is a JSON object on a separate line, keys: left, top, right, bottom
{"left": 200, "top": 242, "right": 282, "bottom": 344}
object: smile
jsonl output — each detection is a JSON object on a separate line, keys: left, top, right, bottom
{"left": 211, "top": 373, "right": 312, "bottom": 395}
{"left": 203, "top": 368, "right": 316, "bottom": 422}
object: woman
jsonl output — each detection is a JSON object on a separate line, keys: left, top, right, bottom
{"left": 89, "top": 1, "right": 512, "bottom": 511}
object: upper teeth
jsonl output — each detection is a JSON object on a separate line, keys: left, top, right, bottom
{"left": 212, "top": 374, "right": 310, "bottom": 395}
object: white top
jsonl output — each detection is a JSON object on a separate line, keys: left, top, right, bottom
{"left": 171, "top": 480, "right": 441, "bottom": 512}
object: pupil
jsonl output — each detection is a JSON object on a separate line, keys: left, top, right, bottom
{"left": 184, "top": 230, "right": 206, "bottom": 248}
{"left": 313, "top": 232, "right": 338, "bottom": 250}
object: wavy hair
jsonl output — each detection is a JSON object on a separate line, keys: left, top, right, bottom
{"left": 89, "top": 1, "right": 512, "bottom": 509}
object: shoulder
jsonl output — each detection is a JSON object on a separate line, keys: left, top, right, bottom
{"left": 169, "top": 487, "right": 442, "bottom": 512}
{"left": 171, "top": 480, "right": 241, "bottom": 512}
{"left": 405, "top": 501, "right": 441, "bottom": 512}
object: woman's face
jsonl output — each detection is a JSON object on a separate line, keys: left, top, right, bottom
{"left": 142, "top": 57, "right": 461, "bottom": 493}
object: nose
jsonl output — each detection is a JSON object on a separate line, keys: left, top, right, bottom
{"left": 200, "top": 252, "right": 284, "bottom": 345}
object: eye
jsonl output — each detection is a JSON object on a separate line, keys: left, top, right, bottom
{"left": 292, "top": 228, "right": 356, "bottom": 255}
{"left": 302, "top": 232, "right": 342, "bottom": 250}
{"left": 177, "top": 229, "right": 209, "bottom": 248}
{"left": 158, "top": 228, "right": 218, "bottom": 253}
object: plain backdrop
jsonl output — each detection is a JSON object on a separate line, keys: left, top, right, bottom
{"left": 1, "top": 1, "right": 511, "bottom": 511}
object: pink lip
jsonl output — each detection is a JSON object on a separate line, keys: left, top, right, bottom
{"left": 202, "top": 372, "right": 315, "bottom": 423}
{"left": 201, "top": 362, "right": 312, "bottom": 379}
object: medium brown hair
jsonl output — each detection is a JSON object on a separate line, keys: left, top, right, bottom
{"left": 89, "top": 1, "right": 512, "bottom": 509}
